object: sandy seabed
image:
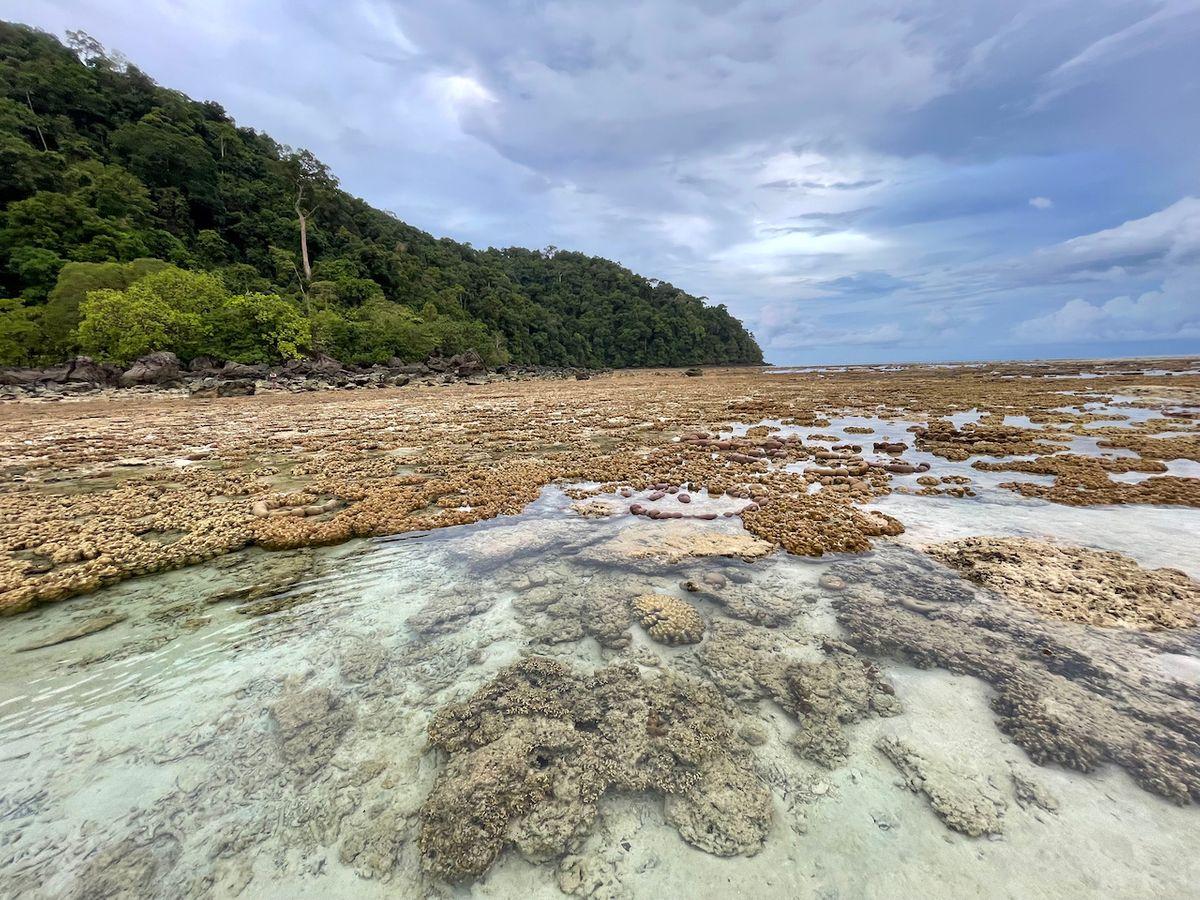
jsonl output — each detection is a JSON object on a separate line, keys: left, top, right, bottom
{"left": 0, "top": 358, "right": 1198, "bottom": 898}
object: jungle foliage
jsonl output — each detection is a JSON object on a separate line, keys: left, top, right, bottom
{"left": 0, "top": 22, "right": 763, "bottom": 368}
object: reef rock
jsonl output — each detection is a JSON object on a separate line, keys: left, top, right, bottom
{"left": 877, "top": 736, "right": 1006, "bottom": 837}
{"left": 927, "top": 537, "right": 1200, "bottom": 630}
{"left": 418, "top": 656, "right": 771, "bottom": 882}
{"left": 700, "top": 622, "right": 899, "bottom": 767}
{"left": 579, "top": 521, "right": 773, "bottom": 568}
{"left": 741, "top": 495, "right": 903, "bottom": 557}
{"left": 270, "top": 684, "right": 355, "bottom": 780}
{"left": 833, "top": 548, "right": 1200, "bottom": 804}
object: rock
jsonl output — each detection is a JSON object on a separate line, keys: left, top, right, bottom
{"left": 220, "top": 361, "right": 267, "bottom": 379}
{"left": 188, "top": 355, "right": 219, "bottom": 372}
{"left": 18, "top": 613, "right": 126, "bottom": 652}
{"left": 189, "top": 378, "right": 256, "bottom": 399}
{"left": 219, "top": 379, "right": 256, "bottom": 397}
{"left": 0, "top": 367, "right": 41, "bottom": 386}
{"left": 448, "top": 349, "right": 487, "bottom": 377}
{"left": 283, "top": 353, "right": 344, "bottom": 376}
{"left": 119, "top": 351, "right": 181, "bottom": 386}
{"left": 926, "top": 537, "right": 1200, "bottom": 630}
{"left": 418, "top": 657, "right": 770, "bottom": 882}
{"left": 63, "top": 356, "right": 118, "bottom": 386}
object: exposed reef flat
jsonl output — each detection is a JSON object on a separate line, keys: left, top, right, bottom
{"left": 4, "top": 358, "right": 1196, "bottom": 614}
{"left": 0, "top": 358, "right": 1198, "bottom": 898}
{"left": 927, "top": 536, "right": 1200, "bottom": 630}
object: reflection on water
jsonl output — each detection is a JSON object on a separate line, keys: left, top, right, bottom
{"left": 1, "top": 410, "right": 1198, "bottom": 898}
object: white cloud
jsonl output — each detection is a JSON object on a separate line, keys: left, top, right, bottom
{"left": 1006, "top": 197, "right": 1200, "bottom": 283}
{"left": 1029, "top": 196, "right": 1053, "bottom": 209}
{"left": 1013, "top": 270, "right": 1200, "bottom": 343}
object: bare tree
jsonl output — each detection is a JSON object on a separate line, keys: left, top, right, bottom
{"left": 283, "top": 149, "right": 335, "bottom": 285}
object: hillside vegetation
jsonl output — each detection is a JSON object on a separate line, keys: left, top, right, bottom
{"left": 0, "top": 22, "right": 763, "bottom": 369}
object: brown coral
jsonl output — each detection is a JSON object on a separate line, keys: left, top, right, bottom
{"left": 927, "top": 537, "right": 1200, "bottom": 629}
{"left": 632, "top": 592, "right": 706, "bottom": 644}
{"left": 418, "top": 657, "right": 771, "bottom": 882}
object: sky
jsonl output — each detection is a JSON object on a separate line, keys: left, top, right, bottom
{"left": 10, "top": 0, "right": 1200, "bottom": 365}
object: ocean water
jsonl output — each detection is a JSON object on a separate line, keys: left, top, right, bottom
{"left": 1, "top": 409, "right": 1198, "bottom": 898}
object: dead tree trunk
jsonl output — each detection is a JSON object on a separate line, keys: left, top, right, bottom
{"left": 295, "top": 185, "right": 312, "bottom": 282}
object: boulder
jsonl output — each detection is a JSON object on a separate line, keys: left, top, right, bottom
{"left": 64, "top": 357, "right": 120, "bottom": 386}
{"left": 282, "top": 353, "right": 344, "bottom": 376}
{"left": 119, "top": 352, "right": 181, "bottom": 387}
{"left": 189, "top": 378, "right": 256, "bottom": 399}
{"left": 220, "top": 361, "right": 267, "bottom": 379}
{"left": 188, "top": 355, "right": 219, "bottom": 372}
{"left": 394, "top": 362, "right": 431, "bottom": 376}
{"left": 219, "top": 379, "right": 256, "bottom": 397}
{"left": 0, "top": 368, "right": 41, "bottom": 387}
{"left": 447, "top": 348, "right": 487, "bottom": 377}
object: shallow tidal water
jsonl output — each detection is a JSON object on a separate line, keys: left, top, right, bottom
{"left": 1, "top": 412, "right": 1199, "bottom": 898}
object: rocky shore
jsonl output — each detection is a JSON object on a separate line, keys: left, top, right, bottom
{"left": 0, "top": 350, "right": 604, "bottom": 401}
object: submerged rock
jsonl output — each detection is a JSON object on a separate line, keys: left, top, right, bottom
{"left": 418, "top": 656, "right": 771, "bottom": 882}
{"left": 700, "top": 622, "right": 900, "bottom": 768}
{"left": 877, "top": 736, "right": 1007, "bottom": 837}
{"left": 579, "top": 521, "right": 773, "bottom": 568}
{"left": 17, "top": 612, "right": 126, "bottom": 652}
{"left": 269, "top": 685, "right": 355, "bottom": 780}
{"left": 832, "top": 548, "right": 1200, "bottom": 804}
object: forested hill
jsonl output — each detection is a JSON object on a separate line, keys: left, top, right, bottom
{"left": 0, "top": 22, "right": 763, "bottom": 368}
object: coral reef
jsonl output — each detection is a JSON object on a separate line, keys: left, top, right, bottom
{"left": 631, "top": 593, "right": 706, "bottom": 644}
{"left": 831, "top": 548, "right": 1200, "bottom": 803}
{"left": 512, "top": 575, "right": 633, "bottom": 650}
{"left": 270, "top": 684, "right": 356, "bottom": 780}
{"left": 877, "top": 736, "right": 1007, "bottom": 837}
{"left": 2, "top": 360, "right": 1196, "bottom": 612}
{"left": 418, "top": 656, "right": 771, "bottom": 882}
{"left": 741, "top": 495, "right": 903, "bottom": 556}
{"left": 699, "top": 622, "right": 900, "bottom": 767}
{"left": 927, "top": 537, "right": 1200, "bottom": 629}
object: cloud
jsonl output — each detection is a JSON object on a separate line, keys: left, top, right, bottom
{"left": 1012, "top": 270, "right": 1200, "bottom": 343}
{"left": 1024, "top": 196, "right": 1200, "bottom": 279}
{"left": 8, "top": 0, "right": 1200, "bottom": 363}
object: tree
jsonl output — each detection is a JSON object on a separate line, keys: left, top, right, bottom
{"left": 212, "top": 292, "right": 310, "bottom": 363}
{"left": 77, "top": 266, "right": 225, "bottom": 362}
{"left": 281, "top": 149, "right": 336, "bottom": 283}
{"left": 40, "top": 258, "right": 168, "bottom": 357}
{"left": 0, "top": 298, "right": 41, "bottom": 364}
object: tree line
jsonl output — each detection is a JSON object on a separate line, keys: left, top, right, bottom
{"left": 0, "top": 22, "right": 763, "bottom": 369}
